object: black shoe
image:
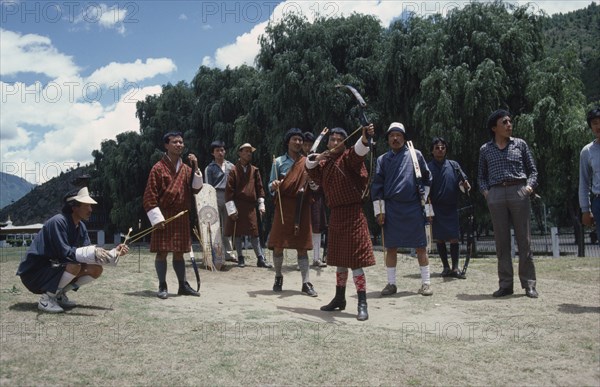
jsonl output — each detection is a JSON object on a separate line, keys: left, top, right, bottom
{"left": 301, "top": 282, "right": 318, "bottom": 297}
{"left": 492, "top": 287, "right": 514, "bottom": 297}
{"left": 321, "top": 286, "right": 346, "bottom": 311}
{"left": 178, "top": 281, "right": 200, "bottom": 297}
{"left": 257, "top": 256, "right": 273, "bottom": 268}
{"left": 273, "top": 276, "right": 283, "bottom": 292}
{"left": 525, "top": 286, "right": 539, "bottom": 298}
{"left": 157, "top": 282, "right": 168, "bottom": 299}
{"left": 237, "top": 256, "right": 246, "bottom": 268}
{"left": 440, "top": 268, "right": 452, "bottom": 277}
{"left": 357, "top": 291, "right": 368, "bottom": 321}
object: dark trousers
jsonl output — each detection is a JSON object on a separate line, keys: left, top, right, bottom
{"left": 486, "top": 184, "right": 536, "bottom": 289}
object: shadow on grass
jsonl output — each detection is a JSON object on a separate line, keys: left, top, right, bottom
{"left": 369, "top": 290, "right": 418, "bottom": 299}
{"left": 247, "top": 289, "right": 300, "bottom": 299}
{"left": 456, "top": 293, "right": 528, "bottom": 301}
{"left": 9, "top": 302, "right": 112, "bottom": 316}
{"left": 277, "top": 305, "right": 356, "bottom": 322}
{"left": 558, "top": 303, "right": 600, "bottom": 314}
{"left": 124, "top": 290, "right": 159, "bottom": 298}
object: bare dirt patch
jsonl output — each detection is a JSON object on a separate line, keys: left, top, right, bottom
{"left": 1, "top": 247, "right": 599, "bottom": 386}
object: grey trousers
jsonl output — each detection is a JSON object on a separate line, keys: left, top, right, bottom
{"left": 486, "top": 184, "right": 536, "bottom": 289}
{"left": 216, "top": 190, "right": 234, "bottom": 260}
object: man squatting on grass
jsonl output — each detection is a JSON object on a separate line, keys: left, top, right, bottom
{"left": 306, "top": 124, "right": 376, "bottom": 321}
{"left": 16, "top": 187, "right": 129, "bottom": 313}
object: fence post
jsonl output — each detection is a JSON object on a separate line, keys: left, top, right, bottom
{"left": 511, "top": 228, "right": 516, "bottom": 259}
{"left": 551, "top": 227, "right": 559, "bottom": 258}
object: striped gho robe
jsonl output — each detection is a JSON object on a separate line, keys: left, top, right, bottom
{"left": 143, "top": 155, "right": 194, "bottom": 253}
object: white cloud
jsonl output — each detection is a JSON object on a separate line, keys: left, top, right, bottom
{"left": 203, "top": 0, "right": 594, "bottom": 69}
{"left": 179, "top": 13, "right": 188, "bottom": 20}
{"left": 0, "top": 28, "right": 80, "bottom": 78}
{"left": 72, "top": 3, "right": 129, "bottom": 35}
{"left": 86, "top": 58, "right": 177, "bottom": 86}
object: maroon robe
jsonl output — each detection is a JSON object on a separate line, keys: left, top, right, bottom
{"left": 307, "top": 148, "right": 375, "bottom": 269}
{"left": 267, "top": 156, "right": 312, "bottom": 250}
{"left": 224, "top": 162, "right": 265, "bottom": 237}
{"left": 143, "top": 155, "right": 193, "bottom": 253}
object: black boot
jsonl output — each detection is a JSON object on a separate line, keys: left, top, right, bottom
{"left": 320, "top": 286, "right": 346, "bottom": 311}
{"left": 357, "top": 291, "right": 368, "bottom": 321}
{"left": 273, "top": 276, "right": 283, "bottom": 292}
{"left": 237, "top": 256, "right": 246, "bottom": 268}
{"left": 257, "top": 255, "right": 273, "bottom": 268}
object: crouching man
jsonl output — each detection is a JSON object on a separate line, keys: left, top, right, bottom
{"left": 16, "top": 187, "right": 129, "bottom": 313}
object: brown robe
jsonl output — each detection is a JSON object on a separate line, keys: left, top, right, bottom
{"left": 143, "top": 155, "right": 193, "bottom": 253}
{"left": 267, "top": 156, "right": 312, "bottom": 250}
{"left": 307, "top": 148, "right": 375, "bottom": 269}
{"left": 224, "top": 162, "right": 265, "bottom": 237}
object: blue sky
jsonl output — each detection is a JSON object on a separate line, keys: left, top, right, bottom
{"left": 0, "top": 0, "right": 594, "bottom": 184}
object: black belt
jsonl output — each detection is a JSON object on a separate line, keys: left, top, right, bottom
{"left": 494, "top": 180, "right": 526, "bottom": 187}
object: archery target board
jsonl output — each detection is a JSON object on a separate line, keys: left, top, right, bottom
{"left": 194, "top": 184, "right": 225, "bottom": 270}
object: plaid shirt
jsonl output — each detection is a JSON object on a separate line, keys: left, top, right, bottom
{"left": 478, "top": 137, "right": 538, "bottom": 192}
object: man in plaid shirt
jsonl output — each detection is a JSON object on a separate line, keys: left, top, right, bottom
{"left": 478, "top": 110, "right": 538, "bottom": 298}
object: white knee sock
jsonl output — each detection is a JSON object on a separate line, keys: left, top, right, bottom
{"left": 74, "top": 275, "right": 95, "bottom": 287}
{"left": 58, "top": 271, "right": 76, "bottom": 290}
{"left": 386, "top": 267, "right": 396, "bottom": 285}
{"left": 312, "top": 233, "right": 321, "bottom": 261}
{"left": 420, "top": 265, "right": 431, "bottom": 285}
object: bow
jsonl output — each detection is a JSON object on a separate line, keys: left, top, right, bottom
{"left": 336, "top": 84, "right": 374, "bottom": 199}
{"left": 309, "top": 127, "right": 329, "bottom": 154}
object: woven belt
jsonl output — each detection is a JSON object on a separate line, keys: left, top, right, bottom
{"left": 496, "top": 180, "right": 525, "bottom": 187}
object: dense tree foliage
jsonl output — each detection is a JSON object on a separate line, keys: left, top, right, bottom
{"left": 8, "top": 2, "right": 596, "bottom": 237}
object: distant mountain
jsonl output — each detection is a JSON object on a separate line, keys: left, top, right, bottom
{"left": 0, "top": 167, "right": 93, "bottom": 225}
{"left": 0, "top": 172, "right": 36, "bottom": 209}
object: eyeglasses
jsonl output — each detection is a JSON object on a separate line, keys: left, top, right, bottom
{"left": 434, "top": 146, "right": 446, "bottom": 150}
{"left": 502, "top": 118, "right": 512, "bottom": 125}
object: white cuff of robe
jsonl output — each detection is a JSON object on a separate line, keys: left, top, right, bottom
{"left": 192, "top": 171, "right": 203, "bottom": 190}
{"left": 354, "top": 137, "right": 369, "bottom": 156}
{"left": 373, "top": 200, "right": 385, "bottom": 216}
{"left": 75, "top": 245, "right": 97, "bottom": 264}
{"left": 226, "top": 200, "right": 238, "bottom": 216}
{"left": 147, "top": 207, "right": 165, "bottom": 226}
{"left": 305, "top": 157, "right": 318, "bottom": 169}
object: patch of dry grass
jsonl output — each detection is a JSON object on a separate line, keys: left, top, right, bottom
{"left": 1, "top": 247, "right": 599, "bottom": 386}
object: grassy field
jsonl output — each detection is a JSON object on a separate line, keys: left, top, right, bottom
{"left": 1, "top": 246, "right": 599, "bottom": 386}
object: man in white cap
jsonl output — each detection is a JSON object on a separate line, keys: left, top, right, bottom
{"left": 224, "top": 143, "right": 271, "bottom": 268}
{"left": 372, "top": 122, "right": 434, "bottom": 297}
{"left": 17, "top": 187, "right": 129, "bottom": 313}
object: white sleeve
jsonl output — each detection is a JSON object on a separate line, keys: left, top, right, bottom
{"left": 354, "top": 138, "right": 369, "bottom": 156}
{"left": 373, "top": 200, "right": 385, "bottom": 216}
{"left": 226, "top": 200, "right": 238, "bottom": 216}
{"left": 147, "top": 207, "right": 165, "bottom": 226}
{"left": 305, "top": 156, "right": 319, "bottom": 169}
{"left": 75, "top": 245, "right": 98, "bottom": 264}
{"left": 192, "top": 170, "right": 203, "bottom": 189}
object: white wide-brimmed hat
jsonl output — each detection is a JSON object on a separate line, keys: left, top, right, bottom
{"left": 66, "top": 187, "right": 97, "bottom": 204}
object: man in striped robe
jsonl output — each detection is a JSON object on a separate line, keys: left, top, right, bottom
{"left": 143, "top": 132, "right": 203, "bottom": 299}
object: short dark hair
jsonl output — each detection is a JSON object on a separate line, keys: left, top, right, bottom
{"left": 210, "top": 140, "right": 226, "bottom": 153}
{"left": 430, "top": 137, "right": 449, "bottom": 154}
{"left": 284, "top": 128, "right": 304, "bottom": 147}
{"left": 587, "top": 108, "right": 600, "bottom": 128}
{"left": 487, "top": 109, "right": 510, "bottom": 137}
{"left": 303, "top": 132, "right": 315, "bottom": 143}
{"left": 329, "top": 127, "right": 348, "bottom": 139}
{"left": 61, "top": 189, "right": 80, "bottom": 214}
{"left": 163, "top": 131, "right": 183, "bottom": 144}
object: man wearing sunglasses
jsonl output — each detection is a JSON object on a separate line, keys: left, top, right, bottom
{"left": 427, "top": 137, "right": 471, "bottom": 278}
{"left": 478, "top": 110, "right": 539, "bottom": 298}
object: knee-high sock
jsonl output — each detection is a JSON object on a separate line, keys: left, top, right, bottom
{"left": 420, "top": 265, "right": 431, "bottom": 285}
{"left": 155, "top": 260, "right": 167, "bottom": 284}
{"left": 250, "top": 236, "right": 264, "bottom": 258}
{"left": 273, "top": 253, "right": 284, "bottom": 277}
{"left": 298, "top": 255, "right": 310, "bottom": 283}
{"left": 74, "top": 275, "right": 95, "bottom": 287}
{"left": 386, "top": 266, "right": 396, "bottom": 285}
{"left": 312, "top": 233, "right": 321, "bottom": 261}
{"left": 58, "top": 271, "right": 76, "bottom": 290}
{"left": 450, "top": 243, "right": 459, "bottom": 270}
{"left": 173, "top": 259, "right": 186, "bottom": 284}
{"left": 437, "top": 242, "right": 450, "bottom": 268}
{"left": 352, "top": 268, "right": 366, "bottom": 292}
{"left": 336, "top": 267, "right": 348, "bottom": 287}
{"left": 234, "top": 237, "right": 243, "bottom": 257}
